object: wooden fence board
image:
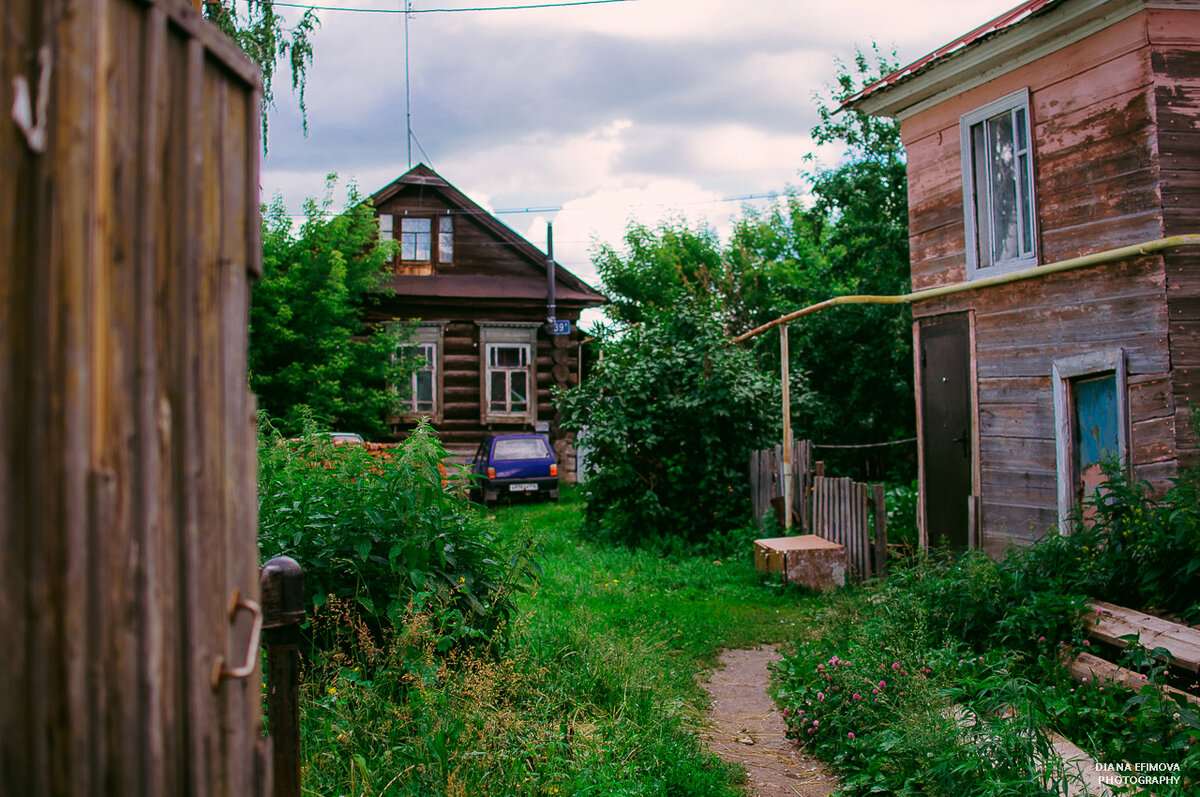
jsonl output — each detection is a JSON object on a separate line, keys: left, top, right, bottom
{"left": 2, "top": 1, "right": 264, "bottom": 794}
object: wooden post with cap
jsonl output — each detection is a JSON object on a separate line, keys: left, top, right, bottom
{"left": 261, "top": 556, "right": 306, "bottom": 797}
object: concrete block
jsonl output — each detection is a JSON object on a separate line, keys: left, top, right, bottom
{"left": 754, "top": 535, "right": 846, "bottom": 591}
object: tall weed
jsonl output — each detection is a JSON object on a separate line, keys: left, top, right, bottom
{"left": 257, "top": 415, "right": 539, "bottom": 655}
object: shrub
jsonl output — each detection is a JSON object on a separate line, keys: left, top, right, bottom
{"left": 555, "top": 308, "right": 779, "bottom": 547}
{"left": 257, "top": 416, "right": 539, "bottom": 655}
{"left": 775, "top": 590, "right": 1064, "bottom": 797}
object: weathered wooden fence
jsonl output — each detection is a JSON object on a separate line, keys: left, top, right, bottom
{"left": 2, "top": 1, "right": 265, "bottom": 794}
{"left": 749, "top": 439, "right": 813, "bottom": 532}
{"left": 750, "top": 443, "right": 888, "bottom": 581}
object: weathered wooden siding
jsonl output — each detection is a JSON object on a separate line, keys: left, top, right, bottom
{"left": 2, "top": 1, "right": 264, "bottom": 794}
{"left": 1152, "top": 8, "right": 1200, "bottom": 467}
{"left": 899, "top": 6, "right": 1199, "bottom": 552}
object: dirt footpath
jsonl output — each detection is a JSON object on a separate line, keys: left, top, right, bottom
{"left": 701, "top": 646, "right": 838, "bottom": 797}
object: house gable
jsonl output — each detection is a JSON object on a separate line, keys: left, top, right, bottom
{"left": 370, "top": 164, "right": 604, "bottom": 311}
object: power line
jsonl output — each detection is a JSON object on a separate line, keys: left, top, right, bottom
{"left": 273, "top": 0, "right": 637, "bottom": 13}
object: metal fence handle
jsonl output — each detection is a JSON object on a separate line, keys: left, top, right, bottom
{"left": 212, "top": 588, "right": 263, "bottom": 690}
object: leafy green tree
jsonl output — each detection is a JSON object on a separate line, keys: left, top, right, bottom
{"left": 250, "top": 177, "right": 410, "bottom": 437}
{"left": 204, "top": 0, "right": 319, "bottom": 143}
{"left": 584, "top": 49, "right": 913, "bottom": 481}
{"left": 556, "top": 309, "right": 778, "bottom": 547}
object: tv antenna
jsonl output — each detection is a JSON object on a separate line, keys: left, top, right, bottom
{"left": 404, "top": 0, "right": 413, "bottom": 167}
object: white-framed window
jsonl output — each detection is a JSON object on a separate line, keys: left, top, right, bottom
{"left": 400, "top": 217, "right": 431, "bottom": 261}
{"left": 395, "top": 323, "right": 444, "bottom": 420}
{"left": 478, "top": 323, "right": 538, "bottom": 424}
{"left": 1053, "top": 349, "right": 1128, "bottom": 532}
{"left": 961, "top": 89, "right": 1038, "bottom": 278}
{"left": 486, "top": 344, "right": 531, "bottom": 415}
{"left": 401, "top": 343, "right": 437, "bottom": 413}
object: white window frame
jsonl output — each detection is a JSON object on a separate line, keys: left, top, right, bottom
{"left": 960, "top": 88, "right": 1038, "bottom": 279}
{"left": 396, "top": 323, "right": 444, "bottom": 422}
{"left": 1053, "top": 349, "right": 1128, "bottom": 532}
{"left": 478, "top": 323, "right": 538, "bottom": 424}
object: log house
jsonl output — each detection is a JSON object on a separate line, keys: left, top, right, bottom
{"left": 847, "top": 0, "right": 1200, "bottom": 554}
{"left": 368, "top": 165, "right": 606, "bottom": 479}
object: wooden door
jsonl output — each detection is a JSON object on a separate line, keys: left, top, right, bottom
{"left": 1, "top": 1, "right": 265, "bottom": 794}
{"left": 918, "top": 314, "right": 973, "bottom": 550}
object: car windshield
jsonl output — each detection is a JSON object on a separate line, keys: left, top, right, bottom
{"left": 493, "top": 437, "right": 550, "bottom": 460}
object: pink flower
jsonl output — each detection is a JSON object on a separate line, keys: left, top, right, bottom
{"left": 817, "top": 692, "right": 825, "bottom": 702}
{"left": 848, "top": 732, "right": 856, "bottom": 739}
{"left": 853, "top": 693, "right": 861, "bottom": 700}
{"left": 892, "top": 662, "right": 900, "bottom": 670}
{"left": 879, "top": 680, "right": 886, "bottom": 688}
{"left": 872, "top": 689, "right": 879, "bottom": 695}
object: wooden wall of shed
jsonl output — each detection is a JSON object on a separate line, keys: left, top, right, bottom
{"left": 1152, "top": 8, "right": 1200, "bottom": 467}
{"left": 900, "top": 8, "right": 1198, "bottom": 553}
{"left": 2, "top": 1, "right": 264, "bottom": 794}
{"left": 903, "top": 12, "right": 1160, "bottom": 292}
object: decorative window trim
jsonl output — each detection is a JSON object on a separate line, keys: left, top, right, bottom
{"left": 397, "top": 322, "right": 445, "bottom": 422}
{"left": 960, "top": 88, "right": 1038, "bottom": 279}
{"left": 478, "top": 323, "right": 539, "bottom": 425}
{"left": 377, "top": 212, "right": 453, "bottom": 274}
{"left": 1052, "top": 349, "right": 1128, "bottom": 533}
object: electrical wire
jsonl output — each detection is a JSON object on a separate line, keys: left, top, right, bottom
{"left": 272, "top": 0, "right": 637, "bottom": 13}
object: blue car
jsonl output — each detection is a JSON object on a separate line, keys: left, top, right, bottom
{"left": 471, "top": 433, "right": 559, "bottom": 506}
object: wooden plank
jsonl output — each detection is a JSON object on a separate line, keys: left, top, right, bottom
{"left": 871, "top": 484, "right": 887, "bottom": 577}
{"left": 1131, "top": 413, "right": 1178, "bottom": 464}
{"left": 1069, "top": 651, "right": 1200, "bottom": 709}
{"left": 1086, "top": 601, "right": 1200, "bottom": 673}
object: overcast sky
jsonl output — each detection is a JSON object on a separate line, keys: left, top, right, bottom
{"left": 260, "top": 0, "right": 1020, "bottom": 296}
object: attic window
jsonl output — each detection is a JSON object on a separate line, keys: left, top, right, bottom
{"left": 401, "top": 217, "right": 431, "bottom": 261}
{"left": 960, "top": 89, "right": 1038, "bottom": 278}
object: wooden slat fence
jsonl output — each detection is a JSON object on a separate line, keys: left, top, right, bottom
{"left": 814, "top": 477, "right": 871, "bottom": 581}
{"left": 750, "top": 443, "right": 888, "bottom": 582}
{"left": 749, "top": 439, "right": 813, "bottom": 531}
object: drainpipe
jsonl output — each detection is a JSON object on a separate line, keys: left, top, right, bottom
{"left": 546, "top": 222, "right": 556, "bottom": 326}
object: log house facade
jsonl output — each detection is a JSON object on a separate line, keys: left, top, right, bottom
{"left": 369, "top": 165, "right": 606, "bottom": 478}
{"left": 849, "top": 0, "right": 1200, "bottom": 554}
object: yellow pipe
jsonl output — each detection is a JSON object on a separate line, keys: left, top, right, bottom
{"left": 732, "top": 234, "right": 1200, "bottom": 343}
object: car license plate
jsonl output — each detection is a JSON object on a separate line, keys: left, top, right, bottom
{"left": 509, "top": 483, "right": 538, "bottom": 492}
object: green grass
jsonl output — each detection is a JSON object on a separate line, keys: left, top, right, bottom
{"left": 298, "top": 486, "right": 820, "bottom": 796}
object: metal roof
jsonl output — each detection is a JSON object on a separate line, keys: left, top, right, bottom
{"left": 844, "top": 0, "right": 1060, "bottom": 110}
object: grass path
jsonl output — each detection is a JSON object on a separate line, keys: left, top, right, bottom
{"left": 487, "top": 489, "right": 832, "bottom": 795}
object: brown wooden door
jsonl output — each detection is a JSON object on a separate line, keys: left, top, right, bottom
{"left": 919, "top": 314, "right": 973, "bottom": 550}
{"left": 1, "top": 1, "right": 265, "bottom": 794}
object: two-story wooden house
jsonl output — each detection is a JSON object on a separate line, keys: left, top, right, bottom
{"left": 847, "top": 0, "right": 1200, "bottom": 554}
{"left": 368, "top": 164, "right": 606, "bottom": 478}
